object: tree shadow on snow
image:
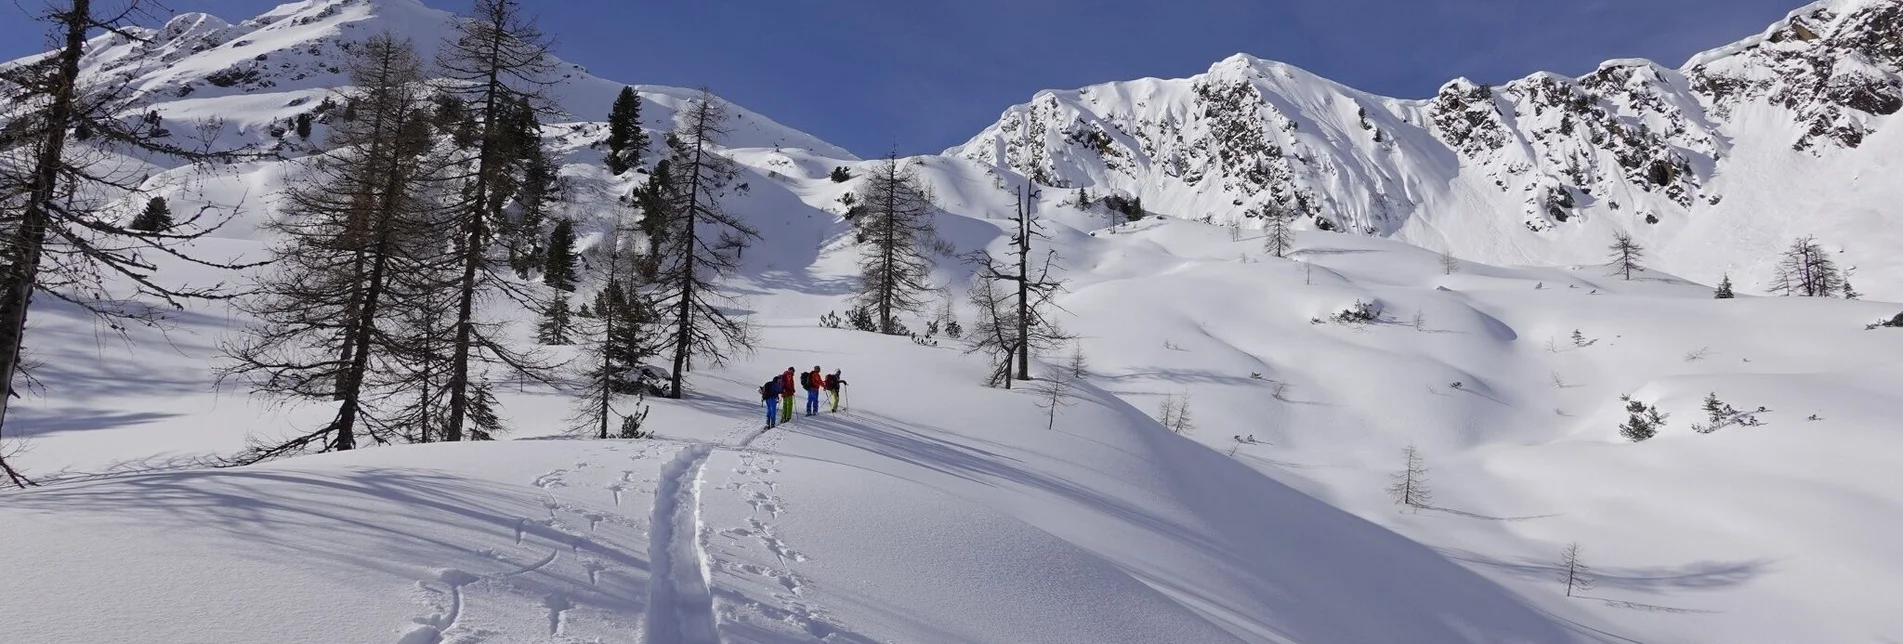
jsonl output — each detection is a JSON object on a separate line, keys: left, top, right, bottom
{"left": 5, "top": 408, "right": 183, "bottom": 438}
{"left": 1440, "top": 547, "right": 1774, "bottom": 593}
{"left": 6, "top": 468, "right": 654, "bottom": 623}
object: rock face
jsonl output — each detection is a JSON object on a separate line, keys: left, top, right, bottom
{"left": 950, "top": 0, "right": 1903, "bottom": 291}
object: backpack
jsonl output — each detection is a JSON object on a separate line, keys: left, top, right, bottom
{"left": 802, "top": 371, "right": 820, "bottom": 390}
{"left": 761, "top": 379, "right": 778, "bottom": 400}
{"left": 824, "top": 373, "right": 839, "bottom": 390}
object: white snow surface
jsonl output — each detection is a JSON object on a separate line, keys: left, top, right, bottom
{"left": 6, "top": 0, "right": 1903, "bottom": 643}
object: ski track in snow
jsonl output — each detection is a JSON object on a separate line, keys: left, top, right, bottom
{"left": 645, "top": 443, "right": 722, "bottom": 644}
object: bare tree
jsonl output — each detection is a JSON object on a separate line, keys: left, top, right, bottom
{"left": 963, "top": 271, "right": 1018, "bottom": 388}
{"left": 854, "top": 151, "right": 948, "bottom": 333}
{"left": 1558, "top": 542, "right": 1594, "bottom": 598}
{"left": 0, "top": 0, "right": 262, "bottom": 485}
{"left": 219, "top": 34, "right": 452, "bottom": 463}
{"left": 569, "top": 210, "right": 659, "bottom": 438}
{"left": 1065, "top": 342, "right": 1089, "bottom": 379}
{"left": 1385, "top": 445, "right": 1432, "bottom": 509}
{"left": 1771, "top": 236, "right": 1843, "bottom": 297}
{"left": 1257, "top": 202, "right": 1296, "bottom": 259}
{"left": 1028, "top": 373, "right": 1075, "bottom": 432}
{"left": 1156, "top": 393, "right": 1194, "bottom": 434}
{"left": 1439, "top": 250, "right": 1460, "bottom": 275}
{"left": 1608, "top": 232, "right": 1644, "bottom": 280}
{"left": 432, "top": 0, "right": 563, "bottom": 441}
{"left": 975, "top": 184, "right": 1069, "bottom": 383}
{"left": 651, "top": 92, "right": 759, "bottom": 398}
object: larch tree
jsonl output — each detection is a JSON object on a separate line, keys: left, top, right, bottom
{"left": 1607, "top": 231, "right": 1644, "bottom": 280}
{"left": 974, "top": 184, "right": 1068, "bottom": 384}
{"left": 1385, "top": 445, "right": 1433, "bottom": 509}
{"left": 1, "top": 0, "right": 260, "bottom": 485}
{"left": 220, "top": 33, "right": 452, "bottom": 463}
{"left": 570, "top": 210, "right": 658, "bottom": 438}
{"left": 1772, "top": 236, "right": 1844, "bottom": 297}
{"left": 1256, "top": 201, "right": 1296, "bottom": 259}
{"left": 650, "top": 91, "right": 758, "bottom": 399}
{"left": 432, "top": 0, "right": 563, "bottom": 441}
{"left": 1558, "top": 542, "right": 1595, "bottom": 598}
{"left": 853, "top": 152, "right": 948, "bottom": 334}
{"left": 963, "top": 271, "right": 1018, "bottom": 388}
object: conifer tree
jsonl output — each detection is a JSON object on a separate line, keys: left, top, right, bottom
{"left": 1715, "top": 273, "right": 1735, "bottom": 299}
{"left": 130, "top": 196, "right": 174, "bottom": 232}
{"left": 651, "top": 91, "right": 759, "bottom": 398}
{"left": 295, "top": 113, "right": 313, "bottom": 140}
{"left": 854, "top": 152, "right": 948, "bottom": 334}
{"left": 544, "top": 218, "right": 578, "bottom": 291}
{"left": 605, "top": 87, "right": 647, "bottom": 175}
{"left": 537, "top": 297, "right": 572, "bottom": 345}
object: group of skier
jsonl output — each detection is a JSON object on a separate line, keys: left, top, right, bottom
{"left": 761, "top": 366, "right": 846, "bottom": 428}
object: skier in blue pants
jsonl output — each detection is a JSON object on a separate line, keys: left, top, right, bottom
{"left": 803, "top": 366, "right": 824, "bottom": 416}
{"left": 762, "top": 376, "right": 784, "bottom": 428}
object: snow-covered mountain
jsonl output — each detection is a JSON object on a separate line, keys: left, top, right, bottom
{"left": 5, "top": 1, "right": 1903, "bottom": 643}
{"left": 952, "top": 0, "right": 1903, "bottom": 299}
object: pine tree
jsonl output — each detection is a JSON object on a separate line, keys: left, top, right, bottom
{"left": 220, "top": 34, "right": 455, "bottom": 463}
{"left": 544, "top": 218, "right": 578, "bottom": 291}
{"left": 1772, "top": 236, "right": 1843, "bottom": 297}
{"left": 1617, "top": 394, "right": 1667, "bottom": 442}
{"left": 0, "top": 0, "right": 261, "bottom": 485}
{"left": 1385, "top": 445, "right": 1432, "bottom": 509}
{"left": 1608, "top": 231, "right": 1644, "bottom": 280}
{"left": 1715, "top": 273, "right": 1735, "bottom": 299}
{"left": 130, "top": 196, "right": 173, "bottom": 232}
{"left": 604, "top": 86, "right": 647, "bottom": 175}
{"left": 295, "top": 112, "right": 313, "bottom": 140}
{"left": 433, "top": 0, "right": 564, "bottom": 441}
{"left": 854, "top": 152, "right": 948, "bottom": 334}
{"left": 651, "top": 91, "right": 760, "bottom": 399}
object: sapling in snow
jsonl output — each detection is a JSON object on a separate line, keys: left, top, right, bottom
{"left": 1385, "top": 445, "right": 1432, "bottom": 509}
{"left": 1558, "top": 542, "right": 1594, "bottom": 598}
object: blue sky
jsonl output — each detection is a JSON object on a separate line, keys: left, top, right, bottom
{"left": 2, "top": 0, "right": 1806, "bottom": 156}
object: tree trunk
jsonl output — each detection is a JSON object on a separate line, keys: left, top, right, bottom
{"left": 1015, "top": 188, "right": 1031, "bottom": 381}
{"left": 669, "top": 107, "right": 709, "bottom": 400}
{"left": 0, "top": 0, "right": 90, "bottom": 485}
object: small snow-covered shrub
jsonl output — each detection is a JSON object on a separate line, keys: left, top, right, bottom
{"left": 1332, "top": 300, "right": 1384, "bottom": 324}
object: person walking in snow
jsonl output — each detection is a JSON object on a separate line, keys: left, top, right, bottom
{"left": 803, "top": 366, "right": 825, "bottom": 416}
{"left": 824, "top": 369, "right": 847, "bottom": 413}
{"left": 762, "top": 375, "right": 784, "bottom": 429}
{"left": 780, "top": 367, "right": 798, "bottom": 424}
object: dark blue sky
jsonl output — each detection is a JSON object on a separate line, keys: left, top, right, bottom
{"left": 3, "top": 0, "right": 1805, "bottom": 156}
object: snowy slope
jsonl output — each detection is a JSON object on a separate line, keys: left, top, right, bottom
{"left": 950, "top": 0, "right": 1903, "bottom": 300}
{"left": 6, "top": 0, "right": 1903, "bottom": 642}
